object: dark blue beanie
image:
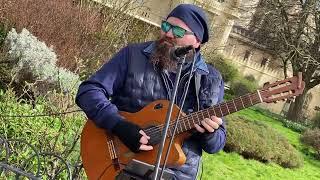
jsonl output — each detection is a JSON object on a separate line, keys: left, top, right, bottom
{"left": 167, "top": 4, "right": 209, "bottom": 44}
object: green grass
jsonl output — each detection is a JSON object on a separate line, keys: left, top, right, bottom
{"left": 200, "top": 108, "right": 320, "bottom": 180}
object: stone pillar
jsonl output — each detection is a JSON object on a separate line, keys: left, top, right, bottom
{"left": 229, "top": 44, "right": 236, "bottom": 57}
{"left": 219, "top": 18, "right": 235, "bottom": 51}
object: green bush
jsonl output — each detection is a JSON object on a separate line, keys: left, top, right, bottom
{"left": 0, "top": 23, "right": 8, "bottom": 46}
{"left": 282, "top": 119, "right": 308, "bottom": 133}
{"left": 225, "top": 114, "right": 303, "bottom": 168}
{"left": 301, "top": 128, "right": 320, "bottom": 159}
{"left": 229, "top": 76, "right": 258, "bottom": 96}
{"left": 244, "top": 74, "right": 256, "bottom": 82}
{"left": 0, "top": 89, "right": 85, "bottom": 178}
{"left": 204, "top": 53, "right": 239, "bottom": 83}
{"left": 251, "top": 107, "right": 309, "bottom": 132}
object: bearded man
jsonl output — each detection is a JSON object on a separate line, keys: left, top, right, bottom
{"left": 76, "top": 4, "right": 226, "bottom": 180}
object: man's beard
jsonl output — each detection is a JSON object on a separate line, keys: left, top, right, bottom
{"left": 150, "top": 37, "right": 194, "bottom": 71}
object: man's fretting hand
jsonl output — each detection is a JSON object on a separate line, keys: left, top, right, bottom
{"left": 194, "top": 116, "right": 222, "bottom": 133}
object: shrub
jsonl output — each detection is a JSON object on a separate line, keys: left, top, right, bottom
{"left": 229, "top": 76, "right": 258, "bottom": 96}
{"left": 244, "top": 74, "right": 256, "bottom": 82}
{"left": 0, "top": 89, "right": 85, "bottom": 178}
{"left": 225, "top": 114, "right": 303, "bottom": 168}
{"left": 282, "top": 119, "right": 308, "bottom": 133}
{"left": 0, "top": 0, "right": 105, "bottom": 71}
{"left": 0, "top": 22, "right": 8, "bottom": 46}
{"left": 0, "top": 24, "right": 11, "bottom": 89}
{"left": 204, "top": 53, "right": 239, "bottom": 83}
{"left": 5, "top": 28, "right": 80, "bottom": 94}
{"left": 0, "top": 0, "right": 158, "bottom": 78}
{"left": 301, "top": 129, "right": 320, "bottom": 159}
{"left": 251, "top": 107, "right": 310, "bottom": 132}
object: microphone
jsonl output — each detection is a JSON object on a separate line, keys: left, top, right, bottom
{"left": 170, "top": 45, "right": 193, "bottom": 60}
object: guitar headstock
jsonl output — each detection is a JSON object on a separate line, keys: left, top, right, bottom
{"left": 259, "top": 72, "right": 305, "bottom": 103}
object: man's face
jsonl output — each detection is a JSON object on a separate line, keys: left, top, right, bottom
{"left": 150, "top": 17, "right": 200, "bottom": 71}
{"left": 160, "top": 17, "right": 200, "bottom": 49}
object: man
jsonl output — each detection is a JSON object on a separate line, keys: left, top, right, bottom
{"left": 76, "top": 4, "right": 226, "bottom": 180}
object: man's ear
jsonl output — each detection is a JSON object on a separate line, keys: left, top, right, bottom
{"left": 193, "top": 38, "right": 201, "bottom": 49}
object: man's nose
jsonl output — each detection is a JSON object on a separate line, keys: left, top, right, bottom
{"left": 165, "top": 29, "right": 175, "bottom": 38}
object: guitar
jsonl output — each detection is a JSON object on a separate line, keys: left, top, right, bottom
{"left": 80, "top": 73, "right": 305, "bottom": 179}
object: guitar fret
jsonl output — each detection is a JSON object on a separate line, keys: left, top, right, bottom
{"left": 186, "top": 117, "right": 191, "bottom": 130}
{"left": 233, "top": 99, "right": 238, "bottom": 111}
{"left": 196, "top": 112, "right": 201, "bottom": 124}
{"left": 206, "top": 109, "right": 210, "bottom": 118}
{"left": 257, "top": 90, "right": 263, "bottom": 102}
{"left": 213, "top": 107, "right": 220, "bottom": 117}
{"left": 178, "top": 122, "right": 183, "bottom": 133}
{"left": 182, "top": 118, "right": 187, "bottom": 131}
{"left": 219, "top": 104, "right": 223, "bottom": 117}
{"left": 248, "top": 94, "right": 253, "bottom": 105}
{"left": 191, "top": 113, "right": 197, "bottom": 125}
{"left": 200, "top": 111, "right": 205, "bottom": 121}
{"left": 240, "top": 96, "right": 245, "bottom": 108}
{"left": 226, "top": 103, "right": 230, "bottom": 114}
{"left": 212, "top": 108, "right": 217, "bottom": 117}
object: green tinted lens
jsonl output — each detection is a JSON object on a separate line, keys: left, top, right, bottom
{"left": 172, "top": 26, "right": 186, "bottom": 38}
{"left": 161, "top": 21, "right": 171, "bottom": 32}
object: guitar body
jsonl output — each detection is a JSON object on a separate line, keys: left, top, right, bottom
{"left": 81, "top": 100, "right": 190, "bottom": 179}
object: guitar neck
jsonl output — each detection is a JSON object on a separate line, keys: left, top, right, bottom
{"left": 169, "top": 91, "right": 263, "bottom": 135}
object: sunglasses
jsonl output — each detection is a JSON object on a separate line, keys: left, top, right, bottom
{"left": 161, "top": 21, "right": 194, "bottom": 38}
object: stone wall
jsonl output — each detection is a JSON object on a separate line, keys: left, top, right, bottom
{"left": 224, "top": 34, "right": 320, "bottom": 119}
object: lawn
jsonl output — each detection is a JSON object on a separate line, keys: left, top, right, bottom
{"left": 200, "top": 108, "right": 320, "bottom": 180}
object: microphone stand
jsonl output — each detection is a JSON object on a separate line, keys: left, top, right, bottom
{"left": 152, "top": 54, "right": 187, "bottom": 180}
{"left": 159, "top": 50, "right": 196, "bottom": 179}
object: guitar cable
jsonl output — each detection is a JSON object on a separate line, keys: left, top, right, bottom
{"left": 97, "top": 162, "right": 127, "bottom": 180}
{"left": 97, "top": 164, "right": 112, "bottom": 180}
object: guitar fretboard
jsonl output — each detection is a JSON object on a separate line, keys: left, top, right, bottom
{"left": 167, "top": 91, "right": 262, "bottom": 136}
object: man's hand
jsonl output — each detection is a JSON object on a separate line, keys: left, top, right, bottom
{"left": 112, "top": 120, "right": 153, "bottom": 152}
{"left": 139, "top": 130, "right": 153, "bottom": 151}
{"left": 194, "top": 116, "right": 222, "bottom": 133}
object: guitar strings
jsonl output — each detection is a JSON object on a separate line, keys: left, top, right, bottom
{"left": 143, "top": 92, "right": 263, "bottom": 137}
{"left": 143, "top": 92, "right": 260, "bottom": 136}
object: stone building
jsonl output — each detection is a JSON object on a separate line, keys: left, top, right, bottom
{"left": 90, "top": 0, "right": 320, "bottom": 119}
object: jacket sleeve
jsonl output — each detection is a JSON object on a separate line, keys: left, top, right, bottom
{"left": 75, "top": 46, "right": 129, "bottom": 131}
{"left": 200, "top": 79, "right": 227, "bottom": 154}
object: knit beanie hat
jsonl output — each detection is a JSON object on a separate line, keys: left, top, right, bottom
{"left": 167, "top": 4, "right": 209, "bottom": 44}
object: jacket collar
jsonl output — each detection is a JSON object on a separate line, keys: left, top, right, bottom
{"left": 143, "top": 41, "right": 209, "bottom": 75}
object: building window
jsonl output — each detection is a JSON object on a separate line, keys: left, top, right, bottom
{"left": 243, "top": 50, "right": 251, "bottom": 61}
{"left": 260, "top": 57, "right": 269, "bottom": 67}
